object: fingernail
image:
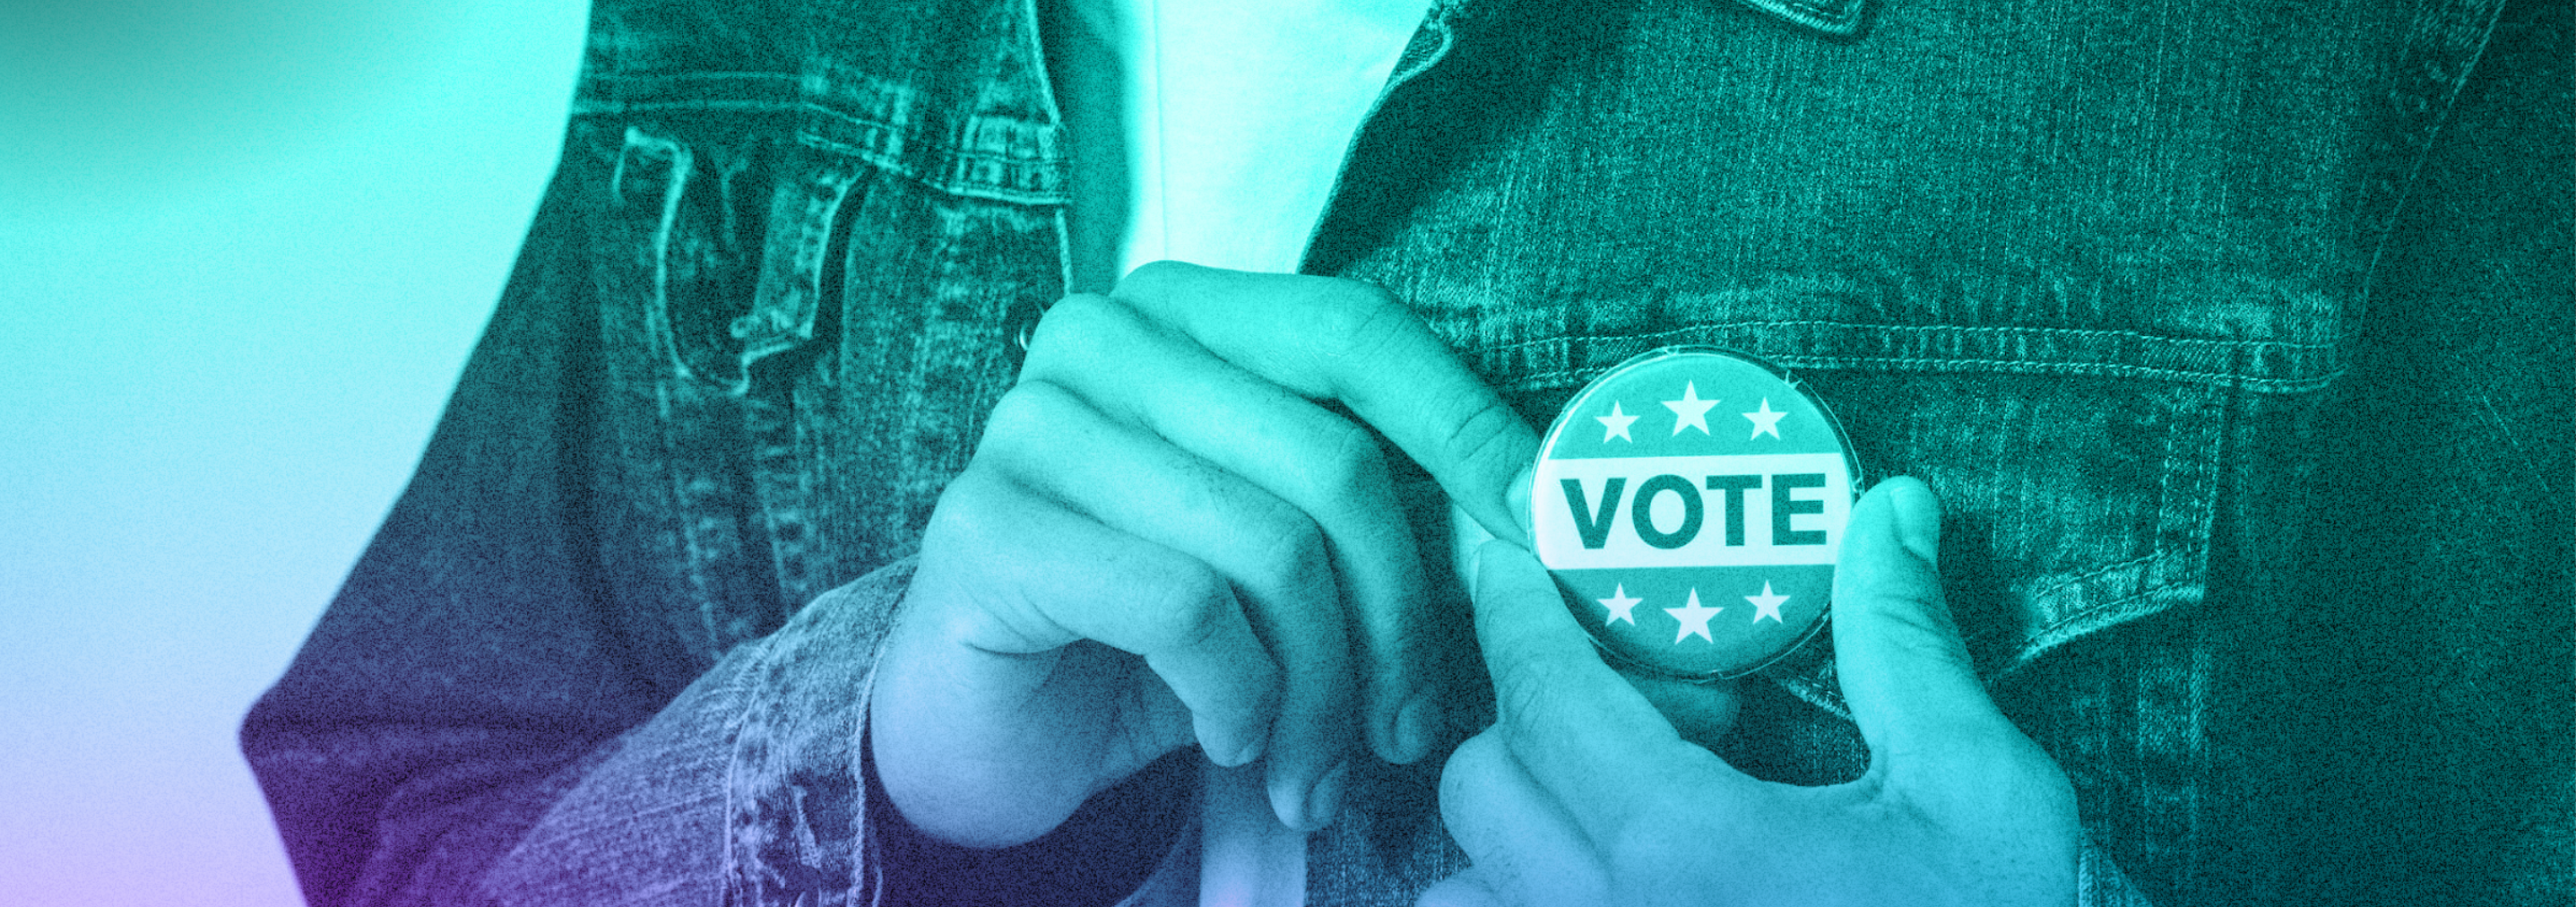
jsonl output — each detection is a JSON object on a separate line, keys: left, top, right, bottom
{"left": 1223, "top": 731, "right": 1266, "bottom": 768}
{"left": 1198, "top": 712, "right": 1266, "bottom": 767}
{"left": 1303, "top": 761, "right": 1352, "bottom": 831}
{"left": 1392, "top": 694, "right": 1443, "bottom": 764}
{"left": 1889, "top": 479, "right": 1941, "bottom": 565}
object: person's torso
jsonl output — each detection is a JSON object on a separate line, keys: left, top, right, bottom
{"left": 552, "top": 1, "right": 2503, "bottom": 903}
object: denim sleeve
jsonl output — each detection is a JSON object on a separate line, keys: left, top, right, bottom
{"left": 471, "top": 562, "right": 907, "bottom": 905}
{"left": 223, "top": 140, "right": 990, "bottom": 903}
{"left": 236, "top": 37, "right": 1175, "bottom": 907}
{"left": 238, "top": 228, "right": 1180, "bottom": 903}
{"left": 236, "top": 145, "right": 891, "bottom": 903}
{"left": 229, "top": 163, "right": 1197, "bottom": 899}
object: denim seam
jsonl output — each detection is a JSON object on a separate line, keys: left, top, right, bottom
{"left": 794, "top": 127, "right": 1066, "bottom": 206}
{"left": 1298, "top": 6, "right": 1458, "bottom": 275}
{"left": 854, "top": 617, "right": 896, "bottom": 907}
{"left": 1733, "top": 0, "right": 1871, "bottom": 36}
{"left": 1474, "top": 321, "right": 2339, "bottom": 358}
{"left": 1956, "top": 552, "right": 2151, "bottom": 663}
{"left": 1767, "top": 358, "right": 2334, "bottom": 394}
{"left": 1503, "top": 358, "right": 2338, "bottom": 396}
{"left": 1992, "top": 549, "right": 2202, "bottom": 681}
{"left": 720, "top": 599, "right": 881, "bottom": 907}
{"left": 1993, "top": 385, "right": 2225, "bottom": 677}
{"left": 613, "top": 125, "right": 700, "bottom": 387}
{"left": 1945, "top": 385, "right": 2220, "bottom": 681}
{"left": 716, "top": 639, "right": 770, "bottom": 905}
{"left": 1480, "top": 322, "right": 2339, "bottom": 394}
{"left": 2352, "top": 0, "right": 2513, "bottom": 345}
{"left": 2018, "top": 553, "right": 2162, "bottom": 629}
{"left": 580, "top": 99, "right": 806, "bottom": 114}
{"left": 578, "top": 71, "right": 800, "bottom": 93}
{"left": 577, "top": 101, "right": 1068, "bottom": 205}
{"left": 736, "top": 157, "right": 863, "bottom": 386}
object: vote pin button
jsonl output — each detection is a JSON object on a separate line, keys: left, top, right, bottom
{"left": 1529, "top": 347, "right": 1859, "bottom": 680}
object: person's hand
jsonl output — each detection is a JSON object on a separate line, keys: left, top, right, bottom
{"left": 869, "top": 262, "right": 1538, "bottom": 848}
{"left": 1422, "top": 478, "right": 2079, "bottom": 907}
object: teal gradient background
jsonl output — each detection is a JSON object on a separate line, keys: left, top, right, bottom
{"left": 1, "top": 1, "right": 590, "bottom": 902}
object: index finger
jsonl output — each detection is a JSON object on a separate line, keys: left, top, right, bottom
{"left": 1465, "top": 537, "right": 1733, "bottom": 835}
{"left": 1113, "top": 262, "right": 1538, "bottom": 547}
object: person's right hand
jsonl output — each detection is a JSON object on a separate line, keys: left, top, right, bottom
{"left": 1417, "top": 479, "right": 2079, "bottom": 907}
{"left": 869, "top": 262, "right": 1539, "bottom": 848}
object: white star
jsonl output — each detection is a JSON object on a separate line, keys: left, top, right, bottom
{"left": 1663, "top": 382, "right": 1718, "bottom": 436}
{"left": 1595, "top": 402, "right": 1638, "bottom": 443}
{"left": 1742, "top": 398, "right": 1788, "bottom": 440}
{"left": 1596, "top": 584, "right": 1644, "bottom": 625}
{"left": 1745, "top": 582, "right": 1789, "bottom": 624}
{"left": 1665, "top": 589, "right": 1722, "bottom": 644}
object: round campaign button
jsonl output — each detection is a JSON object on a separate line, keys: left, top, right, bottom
{"left": 1529, "top": 347, "right": 1859, "bottom": 680}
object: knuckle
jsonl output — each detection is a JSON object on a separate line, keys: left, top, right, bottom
{"left": 1306, "top": 282, "right": 1413, "bottom": 361}
{"left": 1021, "top": 292, "right": 1133, "bottom": 374}
{"left": 912, "top": 480, "right": 1067, "bottom": 647}
{"left": 921, "top": 469, "right": 1009, "bottom": 549}
{"left": 1310, "top": 418, "right": 1395, "bottom": 503}
{"left": 1228, "top": 645, "right": 1283, "bottom": 698}
{"left": 1488, "top": 652, "right": 1578, "bottom": 724}
{"left": 1437, "top": 394, "right": 1526, "bottom": 478}
{"left": 1136, "top": 559, "right": 1236, "bottom": 653}
{"left": 1607, "top": 813, "right": 1698, "bottom": 881}
{"left": 1248, "top": 513, "right": 1336, "bottom": 605}
{"left": 979, "top": 380, "right": 1085, "bottom": 450}
{"left": 1605, "top": 810, "right": 1667, "bottom": 859}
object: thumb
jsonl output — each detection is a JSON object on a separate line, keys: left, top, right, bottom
{"left": 1828, "top": 477, "right": 2013, "bottom": 757}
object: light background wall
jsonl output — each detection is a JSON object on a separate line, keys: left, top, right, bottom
{"left": 0, "top": 1, "right": 591, "bottom": 903}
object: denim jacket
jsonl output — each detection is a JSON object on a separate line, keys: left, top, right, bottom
{"left": 242, "top": 0, "right": 2571, "bottom": 904}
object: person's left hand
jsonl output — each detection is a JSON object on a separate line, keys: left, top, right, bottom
{"left": 1421, "top": 477, "right": 2078, "bottom": 907}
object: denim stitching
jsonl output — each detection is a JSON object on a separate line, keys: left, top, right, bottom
{"left": 1500, "top": 358, "right": 2339, "bottom": 396}
{"left": 582, "top": 86, "right": 1068, "bottom": 205}
{"left": 737, "top": 156, "right": 862, "bottom": 385}
{"left": 1993, "top": 550, "right": 2200, "bottom": 681}
{"left": 1475, "top": 318, "right": 2343, "bottom": 394}
{"left": 615, "top": 125, "right": 699, "bottom": 384}
{"left": 2353, "top": 0, "right": 2515, "bottom": 342}
{"left": 1984, "top": 384, "right": 2224, "bottom": 673}
{"left": 1733, "top": 0, "right": 1871, "bottom": 36}
{"left": 1491, "top": 320, "right": 2338, "bottom": 353}
{"left": 1985, "top": 386, "right": 2228, "bottom": 674}
{"left": 792, "top": 125, "right": 1066, "bottom": 206}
